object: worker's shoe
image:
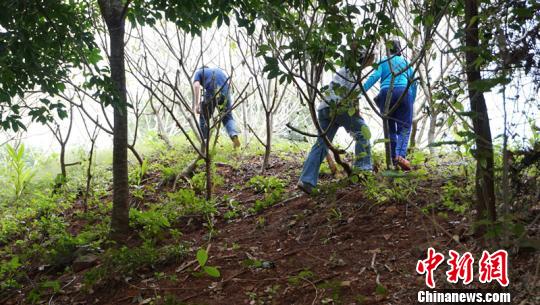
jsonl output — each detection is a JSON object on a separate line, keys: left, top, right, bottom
{"left": 297, "top": 180, "right": 314, "bottom": 195}
{"left": 231, "top": 135, "right": 241, "bottom": 149}
{"left": 394, "top": 156, "right": 412, "bottom": 171}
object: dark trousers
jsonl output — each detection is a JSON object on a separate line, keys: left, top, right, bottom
{"left": 199, "top": 94, "right": 238, "bottom": 141}
{"left": 376, "top": 87, "right": 414, "bottom": 159}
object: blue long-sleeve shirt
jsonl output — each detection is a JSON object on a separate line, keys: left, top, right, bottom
{"left": 193, "top": 67, "right": 230, "bottom": 99}
{"left": 363, "top": 55, "right": 415, "bottom": 92}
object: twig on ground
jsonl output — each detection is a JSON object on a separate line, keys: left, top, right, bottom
{"left": 371, "top": 250, "right": 381, "bottom": 285}
{"left": 301, "top": 277, "right": 318, "bottom": 305}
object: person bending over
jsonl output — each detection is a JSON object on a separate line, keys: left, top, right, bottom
{"left": 193, "top": 66, "right": 241, "bottom": 148}
{"left": 297, "top": 51, "right": 375, "bottom": 195}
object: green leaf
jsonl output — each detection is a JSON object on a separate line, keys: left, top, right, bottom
{"left": 360, "top": 125, "right": 371, "bottom": 140}
{"left": 267, "top": 68, "right": 281, "bottom": 79}
{"left": 41, "top": 280, "right": 61, "bottom": 293}
{"left": 196, "top": 249, "right": 208, "bottom": 267}
{"left": 380, "top": 170, "right": 408, "bottom": 178}
{"left": 203, "top": 266, "right": 221, "bottom": 278}
{"left": 470, "top": 77, "right": 509, "bottom": 92}
{"left": 87, "top": 48, "right": 103, "bottom": 65}
{"left": 375, "top": 284, "right": 388, "bottom": 295}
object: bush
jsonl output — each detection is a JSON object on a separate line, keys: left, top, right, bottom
{"left": 247, "top": 175, "right": 285, "bottom": 193}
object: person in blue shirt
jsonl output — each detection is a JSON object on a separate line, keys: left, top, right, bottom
{"left": 193, "top": 66, "right": 240, "bottom": 148}
{"left": 297, "top": 51, "right": 375, "bottom": 195}
{"left": 363, "top": 40, "right": 417, "bottom": 170}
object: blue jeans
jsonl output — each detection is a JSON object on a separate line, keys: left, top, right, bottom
{"left": 376, "top": 87, "right": 413, "bottom": 159}
{"left": 199, "top": 94, "right": 239, "bottom": 140}
{"left": 299, "top": 108, "right": 372, "bottom": 187}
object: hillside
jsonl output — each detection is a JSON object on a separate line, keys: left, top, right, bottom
{"left": 0, "top": 143, "right": 538, "bottom": 305}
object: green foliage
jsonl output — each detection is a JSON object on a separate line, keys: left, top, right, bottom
{"left": 440, "top": 181, "right": 469, "bottom": 213}
{"left": 130, "top": 158, "right": 149, "bottom": 186}
{"left": 128, "top": 188, "right": 220, "bottom": 241}
{"left": 191, "top": 170, "right": 224, "bottom": 194}
{"left": 130, "top": 208, "right": 171, "bottom": 240}
{"left": 375, "top": 283, "right": 388, "bottom": 296}
{"left": 167, "top": 189, "right": 217, "bottom": 217}
{"left": 0, "top": 256, "right": 22, "bottom": 290}
{"left": 246, "top": 175, "right": 285, "bottom": 213}
{"left": 5, "top": 144, "right": 36, "bottom": 199}
{"left": 27, "top": 280, "right": 61, "bottom": 304}
{"left": 194, "top": 248, "right": 220, "bottom": 278}
{"left": 83, "top": 242, "right": 187, "bottom": 289}
{"left": 247, "top": 175, "right": 285, "bottom": 193}
{"left": 362, "top": 172, "right": 420, "bottom": 205}
{"left": 288, "top": 269, "right": 314, "bottom": 286}
{"left": 0, "top": 0, "right": 100, "bottom": 130}
{"left": 361, "top": 174, "right": 387, "bottom": 204}
{"left": 318, "top": 279, "right": 344, "bottom": 304}
{"left": 160, "top": 164, "right": 180, "bottom": 182}
{"left": 250, "top": 189, "right": 284, "bottom": 214}
{"left": 0, "top": 193, "right": 65, "bottom": 243}
{"left": 223, "top": 198, "right": 243, "bottom": 220}
{"left": 328, "top": 208, "right": 343, "bottom": 222}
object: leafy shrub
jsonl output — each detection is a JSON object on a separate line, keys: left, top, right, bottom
{"left": 247, "top": 175, "right": 285, "bottom": 193}
{"left": 361, "top": 174, "right": 418, "bottom": 205}
{"left": 83, "top": 242, "right": 187, "bottom": 290}
{"left": 27, "top": 280, "right": 61, "bottom": 304}
{"left": 129, "top": 158, "right": 149, "bottom": 186}
{"left": 440, "top": 181, "right": 469, "bottom": 213}
{"left": 5, "top": 144, "right": 36, "bottom": 199}
{"left": 250, "top": 189, "right": 284, "bottom": 214}
{"left": 130, "top": 208, "right": 171, "bottom": 240}
{"left": 223, "top": 199, "right": 242, "bottom": 220}
{"left": 167, "top": 189, "right": 217, "bottom": 217}
{"left": 0, "top": 256, "right": 22, "bottom": 290}
{"left": 191, "top": 170, "right": 224, "bottom": 194}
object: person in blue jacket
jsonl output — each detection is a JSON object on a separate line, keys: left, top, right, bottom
{"left": 193, "top": 66, "right": 241, "bottom": 148}
{"left": 363, "top": 40, "right": 417, "bottom": 170}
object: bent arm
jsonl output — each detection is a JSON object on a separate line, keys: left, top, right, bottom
{"left": 362, "top": 64, "right": 382, "bottom": 92}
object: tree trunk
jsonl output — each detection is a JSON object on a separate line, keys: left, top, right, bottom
{"left": 205, "top": 140, "right": 212, "bottom": 200}
{"left": 261, "top": 111, "right": 273, "bottom": 174}
{"left": 382, "top": 118, "right": 392, "bottom": 169}
{"left": 427, "top": 112, "right": 437, "bottom": 155}
{"left": 464, "top": 0, "right": 497, "bottom": 231}
{"left": 150, "top": 101, "right": 173, "bottom": 149}
{"left": 409, "top": 118, "right": 418, "bottom": 150}
{"left": 242, "top": 99, "right": 248, "bottom": 145}
{"left": 60, "top": 143, "right": 67, "bottom": 180}
{"left": 99, "top": 0, "right": 130, "bottom": 242}
{"left": 84, "top": 136, "right": 97, "bottom": 212}
{"left": 382, "top": 84, "right": 394, "bottom": 169}
{"left": 128, "top": 144, "right": 143, "bottom": 166}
